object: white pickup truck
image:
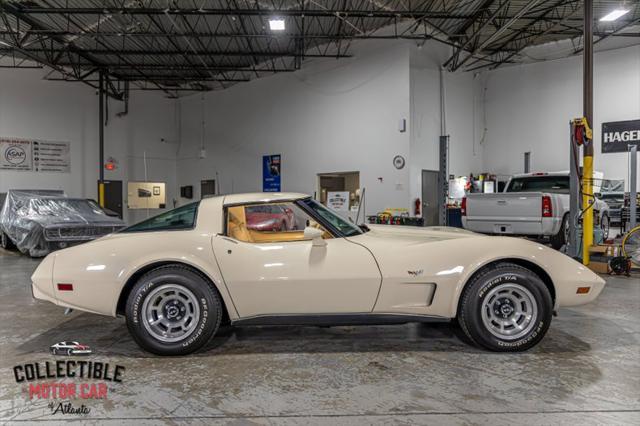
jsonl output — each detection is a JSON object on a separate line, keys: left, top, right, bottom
{"left": 461, "top": 172, "right": 610, "bottom": 249}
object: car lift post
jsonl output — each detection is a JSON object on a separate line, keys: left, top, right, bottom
{"left": 582, "top": 0, "right": 594, "bottom": 265}
{"left": 631, "top": 145, "right": 638, "bottom": 230}
{"left": 569, "top": 122, "right": 580, "bottom": 258}
{"left": 98, "top": 71, "right": 105, "bottom": 208}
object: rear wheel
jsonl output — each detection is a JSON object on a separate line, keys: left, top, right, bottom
{"left": 550, "top": 214, "right": 568, "bottom": 250}
{"left": 125, "top": 265, "right": 223, "bottom": 356}
{"left": 600, "top": 214, "right": 610, "bottom": 241}
{"left": 457, "top": 263, "right": 553, "bottom": 352}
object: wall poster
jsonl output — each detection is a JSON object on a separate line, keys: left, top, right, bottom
{"left": 262, "top": 154, "right": 281, "bottom": 192}
{"left": 0, "top": 137, "right": 71, "bottom": 172}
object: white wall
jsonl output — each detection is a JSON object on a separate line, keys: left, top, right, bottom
{"left": 2, "top": 41, "right": 637, "bottom": 225}
{"left": 409, "top": 42, "right": 485, "bottom": 204}
{"left": 482, "top": 44, "right": 640, "bottom": 188}
{"left": 177, "top": 40, "right": 411, "bottom": 215}
{"left": 0, "top": 69, "right": 179, "bottom": 223}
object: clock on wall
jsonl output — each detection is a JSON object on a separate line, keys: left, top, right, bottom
{"left": 393, "top": 155, "right": 405, "bottom": 170}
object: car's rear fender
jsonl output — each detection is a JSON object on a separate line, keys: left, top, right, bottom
{"left": 42, "top": 231, "right": 239, "bottom": 319}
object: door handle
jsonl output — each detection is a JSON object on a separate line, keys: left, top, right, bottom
{"left": 497, "top": 200, "right": 507, "bottom": 205}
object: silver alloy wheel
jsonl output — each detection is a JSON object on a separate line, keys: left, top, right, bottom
{"left": 481, "top": 283, "right": 538, "bottom": 340}
{"left": 142, "top": 284, "right": 201, "bottom": 343}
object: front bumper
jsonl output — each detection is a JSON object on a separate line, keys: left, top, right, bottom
{"left": 555, "top": 270, "right": 607, "bottom": 308}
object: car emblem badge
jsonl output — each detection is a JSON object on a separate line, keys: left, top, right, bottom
{"left": 407, "top": 269, "right": 424, "bottom": 276}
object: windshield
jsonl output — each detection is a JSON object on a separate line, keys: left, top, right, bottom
{"left": 506, "top": 176, "right": 570, "bottom": 194}
{"left": 300, "top": 198, "right": 362, "bottom": 237}
{"left": 27, "top": 198, "right": 106, "bottom": 216}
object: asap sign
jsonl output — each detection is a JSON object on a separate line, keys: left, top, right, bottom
{"left": 0, "top": 139, "right": 32, "bottom": 171}
{"left": 602, "top": 119, "right": 640, "bottom": 153}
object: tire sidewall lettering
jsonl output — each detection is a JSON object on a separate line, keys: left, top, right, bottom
{"left": 476, "top": 271, "right": 546, "bottom": 348}
{"left": 132, "top": 281, "right": 154, "bottom": 325}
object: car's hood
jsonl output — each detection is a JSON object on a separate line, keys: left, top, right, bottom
{"left": 357, "top": 224, "right": 479, "bottom": 246}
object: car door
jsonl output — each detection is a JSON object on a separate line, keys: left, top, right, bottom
{"left": 212, "top": 202, "right": 382, "bottom": 318}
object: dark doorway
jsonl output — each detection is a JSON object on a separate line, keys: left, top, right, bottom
{"left": 102, "top": 180, "right": 123, "bottom": 219}
{"left": 201, "top": 180, "right": 216, "bottom": 199}
{"left": 421, "top": 170, "right": 439, "bottom": 226}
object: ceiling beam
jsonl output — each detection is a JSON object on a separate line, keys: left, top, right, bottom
{"left": 11, "top": 7, "right": 590, "bottom": 22}
{"left": 0, "top": 47, "right": 353, "bottom": 58}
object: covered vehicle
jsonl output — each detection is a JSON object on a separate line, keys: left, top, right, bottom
{"left": 31, "top": 193, "right": 605, "bottom": 356}
{"left": 0, "top": 190, "right": 124, "bottom": 257}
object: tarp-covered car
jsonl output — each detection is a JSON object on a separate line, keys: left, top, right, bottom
{"left": 0, "top": 190, "right": 124, "bottom": 257}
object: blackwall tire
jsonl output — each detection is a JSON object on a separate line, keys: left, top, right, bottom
{"left": 125, "top": 265, "right": 223, "bottom": 356}
{"left": 601, "top": 214, "right": 610, "bottom": 241}
{"left": 457, "top": 263, "right": 553, "bottom": 352}
{"left": 550, "top": 215, "right": 568, "bottom": 250}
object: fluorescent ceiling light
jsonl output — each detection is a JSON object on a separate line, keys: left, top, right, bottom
{"left": 269, "top": 18, "right": 285, "bottom": 31}
{"left": 599, "top": 9, "right": 630, "bottom": 22}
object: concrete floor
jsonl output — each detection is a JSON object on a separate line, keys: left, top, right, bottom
{"left": 0, "top": 249, "right": 639, "bottom": 425}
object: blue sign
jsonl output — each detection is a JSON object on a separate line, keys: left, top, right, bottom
{"left": 262, "top": 154, "right": 281, "bottom": 192}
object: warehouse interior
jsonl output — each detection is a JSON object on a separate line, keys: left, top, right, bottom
{"left": 1, "top": 1, "right": 639, "bottom": 424}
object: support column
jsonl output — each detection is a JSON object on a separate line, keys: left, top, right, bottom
{"left": 582, "top": 0, "right": 594, "bottom": 265}
{"left": 631, "top": 146, "right": 638, "bottom": 230}
{"left": 569, "top": 122, "right": 579, "bottom": 257}
{"left": 98, "top": 71, "right": 105, "bottom": 207}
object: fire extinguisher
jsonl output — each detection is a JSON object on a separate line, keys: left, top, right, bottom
{"left": 414, "top": 198, "right": 421, "bottom": 217}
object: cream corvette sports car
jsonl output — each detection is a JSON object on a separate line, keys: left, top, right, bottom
{"left": 31, "top": 193, "right": 605, "bottom": 355}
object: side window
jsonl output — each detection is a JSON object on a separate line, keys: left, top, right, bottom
{"left": 226, "top": 202, "right": 331, "bottom": 243}
{"left": 122, "top": 202, "right": 199, "bottom": 232}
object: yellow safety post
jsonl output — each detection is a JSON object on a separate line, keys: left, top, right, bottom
{"left": 98, "top": 181, "right": 105, "bottom": 208}
{"left": 581, "top": 118, "right": 593, "bottom": 266}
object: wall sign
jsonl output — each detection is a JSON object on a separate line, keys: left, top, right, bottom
{"left": 0, "top": 137, "right": 70, "bottom": 172}
{"left": 262, "top": 154, "right": 281, "bottom": 192}
{"left": 127, "top": 182, "right": 166, "bottom": 209}
{"left": 0, "top": 139, "right": 32, "bottom": 171}
{"left": 602, "top": 119, "right": 640, "bottom": 153}
{"left": 327, "top": 191, "right": 350, "bottom": 212}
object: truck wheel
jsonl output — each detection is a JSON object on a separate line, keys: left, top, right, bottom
{"left": 550, "top": 215, "right": 568, "bottom": 250}
{"left": 125, "top": 265, "right": 223, "bottom": 356}
{"left": 457, "top": 263, "right": 553, "bottom": 352}
{"left": 601, "top": 214, "right": 610, "bottom": 241}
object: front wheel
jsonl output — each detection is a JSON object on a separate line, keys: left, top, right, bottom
{"left": 457, "top": 263, "right": 553, "bottom": 352}
{"left": 125, "top": 265, "right": 223, "bottom": 356}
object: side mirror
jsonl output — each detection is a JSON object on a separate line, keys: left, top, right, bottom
{"left": 303, "top": 227, "right": 327, "bottom": 247}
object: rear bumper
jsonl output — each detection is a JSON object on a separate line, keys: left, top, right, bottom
{"left": 462, "top": 217, "right": 561, "bottom": 236}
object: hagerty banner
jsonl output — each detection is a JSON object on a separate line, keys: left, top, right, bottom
{"left": 0, "top": 137, "right": 71, "bottom": 172}
{"left": 601, "top": 119, "right": 640, "bottom": 153}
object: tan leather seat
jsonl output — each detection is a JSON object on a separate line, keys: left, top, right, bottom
{"left": 228, "top": 209, "right": 253, "bottom": 242}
